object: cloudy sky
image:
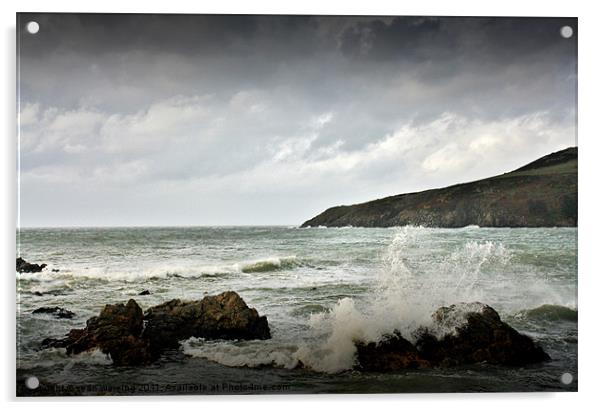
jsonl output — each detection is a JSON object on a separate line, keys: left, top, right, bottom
{"left": 18, "top": 14, "right": 577, "bottom": 227}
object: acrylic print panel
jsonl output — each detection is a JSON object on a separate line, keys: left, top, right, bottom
{"left": 16, "top": 13, "right": 577, "bottom": 396}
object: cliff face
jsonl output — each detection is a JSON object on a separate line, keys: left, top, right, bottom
{"left": 301, "top": 147, "right": 577, "bottom": 228}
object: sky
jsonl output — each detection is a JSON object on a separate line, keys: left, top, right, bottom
{"left": 17, "top": 14, "right": 577, "bottom": 227}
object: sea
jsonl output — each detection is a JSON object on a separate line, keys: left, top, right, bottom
{"left": 16, "top": 225, "right": 577, "bottom": 395}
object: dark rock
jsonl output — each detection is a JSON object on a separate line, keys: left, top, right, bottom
{"left": 138, "top": 290, "right": 151, "bottom": 295}
{"left": 414, "top": 302, "right": 550, "bottom": 366}
{"left": 64, "top": 299, "right": 153, "bottom": 366}
{"left": 40, "top": 336, "right": 71, "bottom": 349}
{"left": 42, "top": 291, "right": 271, "bottom": 366}
{"left": 32, "top": 307, "right": 75, "bottom": 319}
{"left": 16, "top": 257, "right": 47, "bottom": 273}
{"left": 354, "top": 302, "right": 550, "bottom": 371}
{"left": 31, "top": 291, "right": 62, "bottom": 297}
{"left": 46, "top": 328, "right": 87, "bottom": 351}
{"left": 51, "top": 269, "right": 60, "bottom": 272}
{"left": 143, "top": 291, "right": 271, "bottom": 355}
{"left": 355, "top": 331, "right": 430, "bottom": 371}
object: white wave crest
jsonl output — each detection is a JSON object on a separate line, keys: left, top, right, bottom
{"left": 235, "top": 256, "right": 298, "bottom": 273}
{"left": 17, "top": 255, "right": 301, "bottom": 284}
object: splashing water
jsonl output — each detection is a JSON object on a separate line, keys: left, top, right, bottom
{"left": 295, "top": 226, "right": 512, "bottom": 373}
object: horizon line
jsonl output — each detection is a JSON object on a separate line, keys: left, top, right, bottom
{"left": 16, "top": 224, "right": 301, "bottom": 229}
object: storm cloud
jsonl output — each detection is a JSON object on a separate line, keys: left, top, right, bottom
{"left": 17, "top": 14, "right": 577, "bottom": 226}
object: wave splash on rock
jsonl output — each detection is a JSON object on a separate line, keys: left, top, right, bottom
{"left": 356, "top": 302, "right": 550, "bottom": 372}
{"left": 292, "top": 227, "right": 550, "bottom": 373}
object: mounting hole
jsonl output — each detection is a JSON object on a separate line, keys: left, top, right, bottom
{"left": 561, "top": 372, "right": 573, "bottom": 385}
{"left": 25, "top": 376, "right": 39, "bottom": 389}
{"left": 560, "top": 26, "right": 573, "bottom": 39}
{"left": 26, "top": 21, "right": 40, "bottom": 34}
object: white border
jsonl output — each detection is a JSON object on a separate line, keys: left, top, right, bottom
{"left": 2, "top": 0, "right": 601, "bottom": 408}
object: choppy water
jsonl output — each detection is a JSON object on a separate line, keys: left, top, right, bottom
{"left": 16, "top": 226, "right": 577, "bottom": 395}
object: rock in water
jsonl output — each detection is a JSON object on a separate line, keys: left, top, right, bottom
{"left": 32, "top": 306, "right": 75, "bottom": 319}
{"left": 138, "top": 290, "right": 151, "bottom": 295}
{"left": 354, "top": 302, "right": 549, "bottom": 371}
{"left": 415, "top": 302, "right": 550, "bottom": 366}
{"left": 356, "top": 331, "right": 430, "bottom": 371}
{"left": 143, "top": 291, "right": 271, "bottom": 354}
{"left": 64, "top": 299, "right": 152, "bottom": 366}
{"left": 16, "top": 257, "right": 47, "bottom": 273}
{"left": 42, "top": 291, "right": 271, "bottom": 366}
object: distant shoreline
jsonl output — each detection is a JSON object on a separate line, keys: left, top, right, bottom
{"left": 16, "top": 225, "right": 579, "bottom": 230}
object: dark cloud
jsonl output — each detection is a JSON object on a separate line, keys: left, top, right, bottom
{"left": 17, "top": 14, "right": 577, "bottom": 226}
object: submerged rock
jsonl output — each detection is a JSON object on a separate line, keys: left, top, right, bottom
{"left": 42, "top": 291, "right": 270, "bottom": 366}
{"left": 16, "top": 257, "right": 47, "bottom": 273}
{"left": 40, "top": 336, "right": 69, "bottom": 349}
{"left": 31, "top": 290, "right": 63, "bottom": 297}
{"left": 138, "top": 290, "right": 151, "bottom": 295}
{"left": 32, "top": 306, "right": 75, "bottom": 319}
{"left": 355, "top": 302, "right": 550, "bottom": 371}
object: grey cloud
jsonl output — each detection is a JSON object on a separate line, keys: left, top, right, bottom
{"left": 17, "top": 14, "right": 577, "bottom": 226}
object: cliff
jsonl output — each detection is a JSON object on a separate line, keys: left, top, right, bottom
{"left": 301, "top": 147, "right": 577, "bottom": 228}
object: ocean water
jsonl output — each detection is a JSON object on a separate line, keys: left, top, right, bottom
{"left": 16, "top": 226, "right": 577, "bottom": 395}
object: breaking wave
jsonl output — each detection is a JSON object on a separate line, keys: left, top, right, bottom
{"left": 514, "top": 304, "right": 578, "bottom": 323}
{"left": 236, "top": 256, "right": 299, "bottom": 273}
{"left": 16, "top": 256, "right": 301, "bottom": 283}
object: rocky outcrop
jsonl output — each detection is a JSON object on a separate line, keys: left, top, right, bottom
{"left": 143, "top": 291, "right": 270, "bottom": 355}
{"left": 16, "top": 257, "right": 47, "bottom": 273}
{"left": 32, "top": 306, "right": 75, "bottom": 319}
{"left": 355, "top": 302, "right": 550, "bottom": 371}
{"left": 62, "top": 299, "right": 152, "bottom": 366}
{"left": 41, "top": 291, "right": 271, "bottom": 366}
{"left": 415, "top": 302, "right": 550, "bottom": 366}
{"left": 302, "top": 147, "right": 577, "bottom": 228}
